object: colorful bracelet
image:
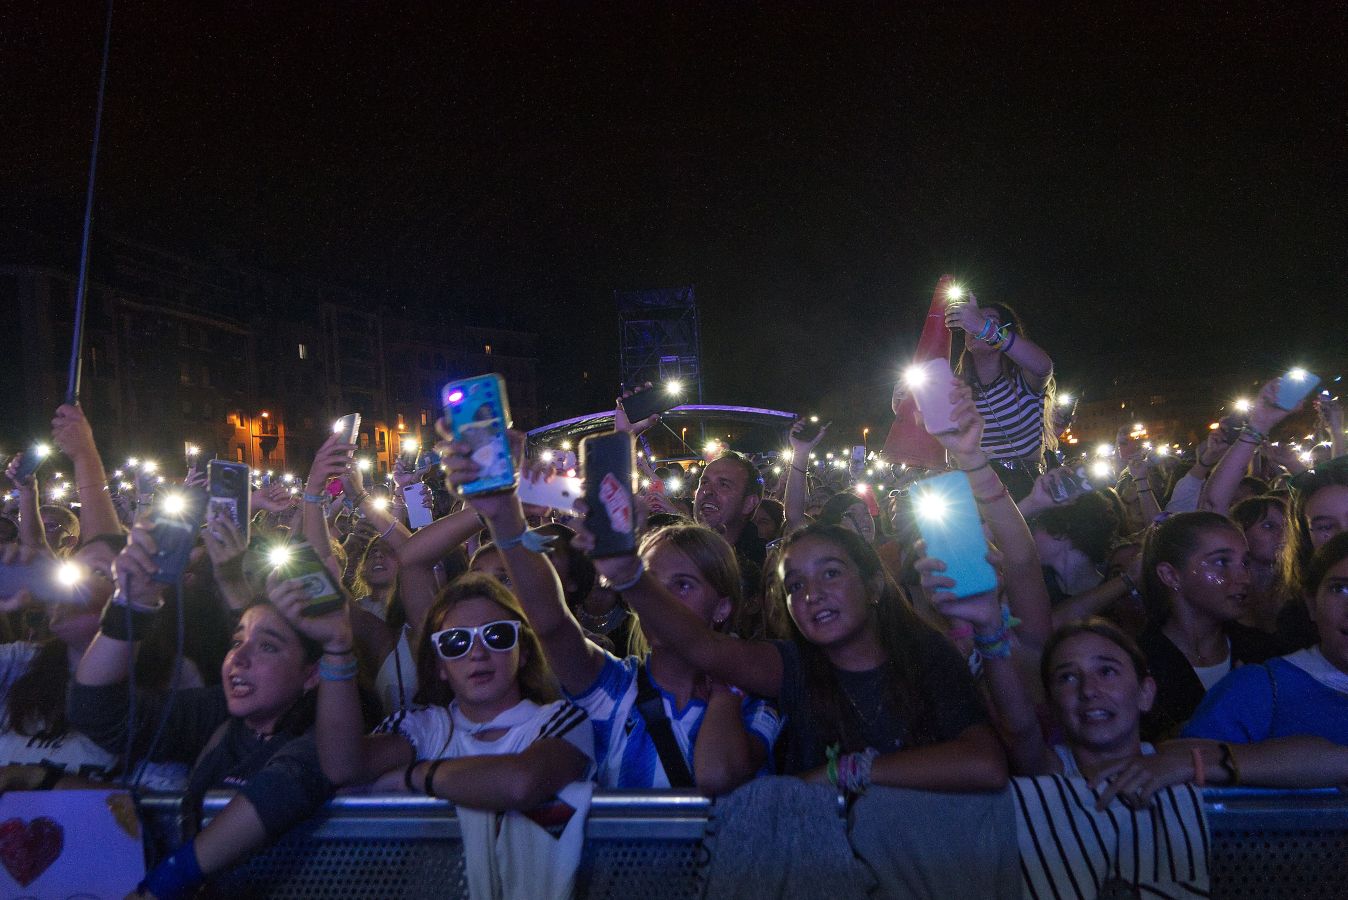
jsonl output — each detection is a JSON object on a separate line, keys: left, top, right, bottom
{"left": 302, "top": 492, "right": 327, "bottom": 505}
{"left": 975, "top": 318, "right": 996, "bottom": 342}
{"left": 999, "top": 331, "right": 1017, "bottom": 354}
{"left": 973, "top": 606, "right": 1020, "bottom": 660}
{"left": 836, "top": 748, "right": 880, "bottom": 795}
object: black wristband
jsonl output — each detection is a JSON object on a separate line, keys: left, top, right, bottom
{"left": 423, "top": 759, "right": 446, "bottom": 798}
{"left": 98, "top": 597, "right": 162, "bottom": 642}
{"left": 37, "top": 764, "right": 65, "bottom": 790}
{"left": 404, "top": 761, "right": 419, "bottom": 793}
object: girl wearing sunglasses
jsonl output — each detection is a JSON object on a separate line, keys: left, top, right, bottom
{"left": 441, "top": 434, "right": 779, "bottom": 796}
{"left": 275, "top": 571, "right": 593, "bottom": 811}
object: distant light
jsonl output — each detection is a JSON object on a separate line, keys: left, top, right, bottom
{"left": 1095, "top": 443, "right": 1113, "bottom": 458}
{"left": 1209, "top": 422, "right": 1220, "bottom": 430}
{"left": 826, "top": 452, "right": 834, "bottom": 459}
{"left": 772, "top": 466, "right": 782, "bottom": 475}
{"left": 855, "top": 483, "right": 869, "bottom": 494}
{"left": 703, "top": 441, "right": 720, "bottom": 455}
{"left": 1057, "top": 394, "right": 1073, "bottom": 407}
{"left": 781, "top": 448, "right": 793, "bottom": 460}
{"left": 141, "top": 460, "right": 157, "bottom": 474}
{"left": 185, "top": 444, "right": 200, "bottom": 457}
{"left": 370, "top": 496, "right": 389, "bottom": 512}
{"left": 401, "top": 438, "right": 418, "bottom": 454}
{"left": 127, "top": 457, "right": 139, "bottom": 467}
{"left": 357, "top": 458, "right": 372, "bottom": 472}
{"left": 809, "top": 415, "right": 819, "bottom": 423}
{"left": 282, "top": 473, "right": 295, "bottom": 483}
{"left": 640, "top": 478, "right": 651, "bottom": 489}
{"left": 560, "top": 440, "right": 573, "bottom": 451}
{"left": 33, "top": 443, "right": 51, "bottom": 459}
{"left": 667, "top": 477, "right": 683, "bottom": 493}
{"left": 540, "top": 450, "right": 555, "bottom": 463}
{"left": 260, "top": 410, "right": 270, "bottom": 418}
{"left": 50, "top": 484, "right": 67, "bottom": 498}
{"left": 1233, "top": 398, "right": 1252, "bottom": 413}
{"left": 1091, "top": 460, "right": 1113, "bottom": 480}
{"left": 1299, "top": 451, "right": 1314, "bottom": 464}
{"left": 1155, "top": 446, "right": 1169, "bottom": 457}
{"left": 665, "top": 380, "right": 683, "bottom": 396}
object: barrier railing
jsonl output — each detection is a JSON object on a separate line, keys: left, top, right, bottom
{"left": 137, "top": 786, "right": 1348, "bottom": 899}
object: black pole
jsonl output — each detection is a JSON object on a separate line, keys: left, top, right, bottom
{"left": 67, "top": 0, "right": 115, "bottom": 405}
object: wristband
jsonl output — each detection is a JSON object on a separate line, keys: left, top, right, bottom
{"left": 351, "top": 490, "right": 371, "bottom": 507}
{"left": 98, "top": 596, "right": 162, "bottom": 642}
{"left": 998, "top": 331, "right": 1016, "bottom": 354}
{"left": 959, "top": 459, "right": 991, "bottom": 473}
{"left": 379, "top": 519, "right": 399, "bottom": 540}
{"left": 140, "top": 840, "right": 205, "bottom": 900}
{"left": 323, "top": 646, "right": 355, "bottom": 657}
{"left": 975, "top": 318, "right": 996, "bottom": 342}
{"left": 1239, "top": 425, "right": 1267, "bottom": 444}
{"left": 404, "top": 760, "right": 419, "bottom": 793}
{"left": 599, "top": 560, "right": 645, "bottom": 593}
{"left": 1191, "top": 747, "right": 1206, "bottom": 787}
{"left": 318, "top": 657, "right": 358, "bottom": 682}
{"left": 495, "top": 527, "right": 556, "bottom": 554}
{"left": 423, "top": 758, "right": 447, "bottom": 797}
{"left": 1119, "top": 573, "right": 1143, "bottom": 603}
{"left": 302, "top": 492, "right": 327, "bottom": 505}
{"left": 974, "top": 485, "right": 1010, "bottom": 505}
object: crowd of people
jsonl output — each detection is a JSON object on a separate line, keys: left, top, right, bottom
{"left": 1, "top": 290, "right": 1346, "bottom": 898}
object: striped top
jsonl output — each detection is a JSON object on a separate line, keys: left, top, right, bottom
{"left": 971, "top": 370, "right": 1048, "bottom": 460}
{"left": 568, "top": 653, "right": 781, "bottom": 789}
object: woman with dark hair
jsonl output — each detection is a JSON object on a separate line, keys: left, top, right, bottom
{"left": 1030, "top": 491, "right": 1122, "bottom": 605}
{"left": 1184, "top": 530, "right": 1348, "bottom": 745}
{"left": 1275, "top": 461, "right": 1348, "bottom": 649}
{"left": 815, "top": 490, "right": 878, "bottom": 546}
{"left": 70, "top": 523, "right": 338, "bottom": 899}
{"left": 1230, "top": 495, "right": 1289, "bottom": 633}
{"left": 1136, "top": 511, "right": 1280, "bottom": 740}
{"left": 587, "top": 518, "right": 1006, "bottom": 791}
{"left": 947, "top": 294, "right": 1055, "bottom": 499}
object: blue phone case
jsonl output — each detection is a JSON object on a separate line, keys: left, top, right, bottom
{"left": 1275, "top": 371, "right": 1320, "bottom": 411}
{"left": 911, "top": 470, "right": 998, "bottom": 599}
{"left": 442, "top": 374, "right": 516, "bottom": 495}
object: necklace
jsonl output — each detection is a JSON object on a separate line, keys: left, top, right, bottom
{"left": 1168, "top": 626, "right": 1229, "bottom": 668}
{"left": 576, "top": 603, "right": 629, "bottom": 635}
{"left": 838, "top": 666, "right": 889, "bottom": 729}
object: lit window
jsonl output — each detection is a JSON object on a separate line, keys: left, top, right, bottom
{"left": 484, "top": 344, "right": 492, "bottom": 355}
{"left": 298, "top": 343, "right": 308, "bottom": 360}
{"left": 420, "top": 410, "right": 429, "bottom": 426}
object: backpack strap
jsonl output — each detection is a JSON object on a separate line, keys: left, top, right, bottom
{"left": 635, "top": 662, "right": 696, "bottom": 789}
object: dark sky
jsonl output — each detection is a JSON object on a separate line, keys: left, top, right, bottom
{"left": 5, "top": 2, "right": 1345, "bottom": 427}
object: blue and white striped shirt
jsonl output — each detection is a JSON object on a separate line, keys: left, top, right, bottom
{"left": 568, "top": 653, "right": 781, "bottom": 789}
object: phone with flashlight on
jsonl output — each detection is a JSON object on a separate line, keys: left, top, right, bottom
{"left": 906, "top": 358, "right": 961, "bottom": 435}
{"left": 271, "top": 542, "right": 345, "bottom": 617}
{"left": 150, "top": 489, "right": 207, "bottom": 586}
{"left": 13, "top": 443, "right": 51, "bottom": 483}
{"left": 910, "top": 471, "right": 998, "bottom": 599}
{"left": 621, "top": 383, "right": 681, "bottom": 426}
{"left": 442, "top": 374, "right": 516, "bottom": 496}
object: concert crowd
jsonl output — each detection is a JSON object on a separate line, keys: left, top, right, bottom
{"left": 2, "top": 291, "right": 1346, "bottom": 899}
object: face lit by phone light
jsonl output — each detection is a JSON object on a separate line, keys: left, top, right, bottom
{"left": 433, "top": 595, "right": 526, "bottom": 720}
{"left": 780, "top": 533, "right": 882, "bottom": 655}
{"left": 224, "top": 605, "right": 320, "bottom": 733}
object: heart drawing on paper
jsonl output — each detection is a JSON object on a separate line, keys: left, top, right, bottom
{"left": 0, "top": 817, "right": 64, "bottom": 887}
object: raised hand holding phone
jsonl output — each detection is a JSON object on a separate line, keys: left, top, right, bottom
{"left": 920, "top": 380, "right": 983, "bottom": 463}
{"left": 788, "top": 417, "right": 830, "bottom": 455}
{"left": 615, "top": 382, "right": 666, "bottom": 436}
{"left": 909, "top": 471, "right": 998, "bottom": 599}
{"left": 437, "top": 424, "right": 528, "bottom": 521}
{"left": 305, "top": 430, "right": 357, "bottom": 499}
{"left": 914, "top": 539, "right": 1004, "bottom": 635}
{"left": 268, "top": 567, "right": 353, "bottom": 650}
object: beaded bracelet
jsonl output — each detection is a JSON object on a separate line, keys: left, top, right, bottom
{"left": 973, "top": 606, "right": 1020, "bottom": 660}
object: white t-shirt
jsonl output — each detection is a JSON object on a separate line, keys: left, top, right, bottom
{"left": 377, "top": 698, "right": 594, "bottom": 785}
{"left": 0, "top": 643, "right": 185, "bottom": 790}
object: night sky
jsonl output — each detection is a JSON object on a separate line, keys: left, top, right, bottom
{"left": 5, "top": 2, "right": 1344, "bottom": 429}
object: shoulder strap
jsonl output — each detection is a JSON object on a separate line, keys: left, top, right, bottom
{"left": 634, "top": 662, "right": 696, "bottom": 789}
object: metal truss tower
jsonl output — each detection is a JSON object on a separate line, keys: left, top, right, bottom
{"left": 616, "top": 286, "right": 703, "bottom": 402}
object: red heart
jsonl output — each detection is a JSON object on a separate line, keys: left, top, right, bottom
{"left": 0, "top": 816, "right": 64, "bottom": 888}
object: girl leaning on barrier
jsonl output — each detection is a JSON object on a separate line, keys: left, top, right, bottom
{"left": 278, "top": 569, "right": 594, "bottom": 810}
{"left": 70, "top": 522, "right": 337, "bottom": 900}
{"left": 440, "top": 428, "right": 779, "bottom": 795}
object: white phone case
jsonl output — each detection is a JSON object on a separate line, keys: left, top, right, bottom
{"left": 909, "top": 358, "right": 960, "bottom": 434}
{"left": 517, "top": 473, "right": 583, "bottom": 516}
{"left": 403, "top": 483, "right": 434, "bottom": 529}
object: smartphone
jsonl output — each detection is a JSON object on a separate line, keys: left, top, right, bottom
{"left": 398, "top": 438, "right": 421, "bottom": 469}
{"left": 136, "top": 469, "right": 159, "bottom": 496}
{"left": 14, "top": 444, "right": 49, "bottom": 482}
{"left": 403, "top": 482, "right": 434, "bottom": 529}
{"left": 441, "top": 374, "right": 516, "bottom": 496}
{"left": 333, "top": 413, "right": 362, "bottom": 455}
{"left": 150, "top": 489, "right": 206, "bottom": 585}
{"left": 1217, "top": 413, "right": 1248, "bottom": 444}
{"left": 416, "top": 449, "right": 442, "bottom": 474}
{"left": 0, "top": 558, "right": 88, "bottom": 605}
{"left": 1276, "top": 369, "right": 1321, "bottom": 411}
{"left": 517, "top": 472, "right": 583, "bottom": 517}
{"left": 793, "top": 419, "right": 826, "bottom": 444}
{"left": 207, "top": 460, "right": 252, "bottom": 543}
{"left": 581, "top": 432, "right": 637, "bottom": 557}
{"left": 274, "top": 542, "right": 345, "bottom": 617}
{"left": 910, "top": 470, "right": 997, "bottom": 599}
{"left": 907, "top": 358, "right": 960, "bottom": 434}
{"left": 622, "top": 385, "right": 678, "bottom": 425}
{"left": 1047, "top": 466, "right": 1091, "bottom": 504}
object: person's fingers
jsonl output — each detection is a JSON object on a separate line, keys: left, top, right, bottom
{"left": 913, "top": 556, "right": 946, "bottom": 574}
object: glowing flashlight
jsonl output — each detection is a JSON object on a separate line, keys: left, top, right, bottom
{"left": 401, "top": 438, "right": 418, "bottom": 455}
{"left": 160, "top": 493, "right": 187, "bottom": 516}
{"left": 904, "top": 364, "right": 929, "bottom": 388}
{"left": 1288, "top": 367, "right": 1309, "bottom": 382}
{"left": 667, "top": 477, "right": 683, "bottom": 493}
{"left": 1233, "top": 398, "right": 1252, "bottom": 413}
{"left": 268, "top": 546, "right": 293, "bottom": 568}
{"left": 357, "top": 458, "right": 372, "bottom": 473}
{"left": 946, "top": 284, "right": 964, "bottom": 301}
{"left": 665, "top": 380, "right": 683, "bottom": 395}
{"left": 56, "top": 561, "right": 84, "bottom": 588}
{"left": 913, "top": 489, "right": 948, "bottom": 522}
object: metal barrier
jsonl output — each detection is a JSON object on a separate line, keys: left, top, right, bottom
{"left": 137, "top": 787, "right": 1348, "bottom": 899}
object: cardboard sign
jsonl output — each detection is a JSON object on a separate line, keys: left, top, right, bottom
{"left": 0, "top": 790, "right": 143, "bottom": 897}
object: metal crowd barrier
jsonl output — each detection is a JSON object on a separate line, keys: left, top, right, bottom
{"left": 136, "top": 786, "right": 1348, "bottom": 899}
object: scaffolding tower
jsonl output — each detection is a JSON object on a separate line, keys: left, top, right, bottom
{"left": 616, "top": 286, "right": 703, "bottom": 402}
